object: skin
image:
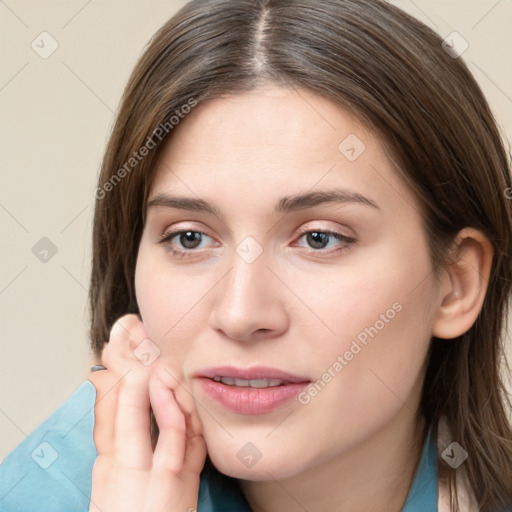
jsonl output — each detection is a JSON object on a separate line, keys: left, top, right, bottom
{"left": 89, "top": 85, "right": 493, "bottom": 512}
{"left": 89, "top": 318, "right": 206, "bottom": 512}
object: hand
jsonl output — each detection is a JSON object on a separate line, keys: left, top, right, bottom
{"left": 88, "top": 314, "right": 206, "bottom": 512}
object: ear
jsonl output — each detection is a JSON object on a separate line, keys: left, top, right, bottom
{"left": 432, "top": 227, "right": 494, "bottom": 339}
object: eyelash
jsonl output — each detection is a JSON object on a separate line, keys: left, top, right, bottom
{"left": 158, "top": 227, "right": 356, "bottom": 258}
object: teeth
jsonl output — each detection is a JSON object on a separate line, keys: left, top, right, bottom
{"left": 212, "top": 376, "right": 284, "bottom": 388}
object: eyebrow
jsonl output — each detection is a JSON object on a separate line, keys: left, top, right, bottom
{"left": 275, "top": 189, "right": 380, "bottom": 212}
{"left": 147, "top": 188, "right": 380, "bottom": 215}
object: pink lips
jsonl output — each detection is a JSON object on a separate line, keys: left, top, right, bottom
{"left": 196, "top": 365, "right": 311, "bottom": 415}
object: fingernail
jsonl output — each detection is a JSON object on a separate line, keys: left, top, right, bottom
{"left": 90, "top": 365, "right": 107, "bottom": 372}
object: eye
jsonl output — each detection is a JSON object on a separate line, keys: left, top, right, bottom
{"left": 295, "top": 229, "right": 355, "bottom": 253}
{"left": 158, "top": 229, "right": 214, "bottom": 256}
{"left": 158, "top": 227, "right": 355, "bottom": 258}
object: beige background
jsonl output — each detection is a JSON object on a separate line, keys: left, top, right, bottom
{"left": 1, "top": 0, "right": 511, "bottom": 461}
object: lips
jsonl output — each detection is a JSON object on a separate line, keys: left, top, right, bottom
{"left": 196, "top": 365, "right": 310, "bottom": 383}
{"left": 195, "top": 366, "right": 311, "bottom": 415}
{"left": 211, "top": 376, "right": 284, "bottom": 388}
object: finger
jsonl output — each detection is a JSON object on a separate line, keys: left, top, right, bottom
{"left": 183, "top": 433, "right": 207, "bottom": 477}
{"left": 156, "top": 367, "right": 199, "bottom": 427}
{"left": 88, "top": 368, "right": 123, "bottom": 456}
{"left": 114, "top": 368, "right": 153, "bottom": 469}
{"left": 183, "top": 400, "right": 204, "bottom": 439}
{"left": 94, "top": 315, "right": 152, "bottom": 461}
{"left": 179, "top": 396, "right": 207, "bottom": 475}
{"left": 150, "top": 371, "right": 207, "bottom": 476}
{"left": 150, "top": 371, "right": 187, "bottom": 472}
{"left": 102, "top": 314, "right": 148, "bottom": 371}
{"left": 153, "top": 366, "right": 207, "bottom": 473}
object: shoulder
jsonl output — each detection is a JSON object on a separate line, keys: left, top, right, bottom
{"left": 0, "top": 381, "right": 97, "bottom": 512}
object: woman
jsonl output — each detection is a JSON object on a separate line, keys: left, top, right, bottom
{"left": 1, "top": 0, "right": 511, "bottom": 511}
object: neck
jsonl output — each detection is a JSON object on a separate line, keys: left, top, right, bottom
{"left": 239, "top": 409, "right": 427, "bottom": 512}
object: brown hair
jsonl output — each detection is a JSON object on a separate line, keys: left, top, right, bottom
{"left": 89, "top": 0, "right": 512, "bottom": 509}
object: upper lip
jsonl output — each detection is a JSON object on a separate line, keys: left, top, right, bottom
{"left": 196, "top": 365, "right": 311, "bottom": 383}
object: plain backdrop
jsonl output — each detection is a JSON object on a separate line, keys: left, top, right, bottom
{"left": 1, "top": 0, "right": 511, "bottom": 461}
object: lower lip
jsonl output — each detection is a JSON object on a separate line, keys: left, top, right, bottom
{"left": 198, "top": 378, "right": 309, "bottom": 415}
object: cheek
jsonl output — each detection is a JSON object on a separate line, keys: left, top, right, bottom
{"left": 134, "top": 245, "right": 215, "bottom": 355}
{"left": 289, "top": 237, "right": 435, "bottom": 346}
{"left": 289, "top": 239, "right": 436, "bottom": 418}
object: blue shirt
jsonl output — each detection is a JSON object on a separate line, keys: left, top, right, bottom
{"left": 0, "top": 381, "right": 438, "bottom": 511}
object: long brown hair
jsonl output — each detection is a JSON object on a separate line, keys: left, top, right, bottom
{"left": 89, "top": 0, "right": 512, "bottom": 509}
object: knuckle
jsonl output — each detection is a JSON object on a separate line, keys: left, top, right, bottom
{"left": 113, "top": 313, "right": 144, "bottom": 337}
{"left": 109, "top": 317, "right": 132, "bottom": 345}
{"left": 105, "top": 314, "right": 149, "bottom": 363}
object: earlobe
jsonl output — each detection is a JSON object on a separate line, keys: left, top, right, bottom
{"left": 432, "top": 228, "right": 493, "bottom": 340}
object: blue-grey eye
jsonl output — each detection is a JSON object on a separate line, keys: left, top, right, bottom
{"left": 178, "top": 231, "right": 203, "bottom": 249}
{"left": 306, "top": 232, "right": 330, "bottom": 249}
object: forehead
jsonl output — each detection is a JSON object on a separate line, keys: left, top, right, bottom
{"left": 149, "top": 86, "right": 418, "bottom": 220}
{"left": 154, "top": 86, "right": 369, "bottom": 172}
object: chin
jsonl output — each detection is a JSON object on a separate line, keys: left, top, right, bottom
{"left": 205, "top": 437, "right": 311, "bottom": 482}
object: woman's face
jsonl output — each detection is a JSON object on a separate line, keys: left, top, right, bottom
{"left": 135, "top": 86, "right": 443, "bottom": 480}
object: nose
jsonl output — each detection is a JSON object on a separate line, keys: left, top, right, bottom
{"left": 208, "top": 247, "right": 290, "bottom": 343}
